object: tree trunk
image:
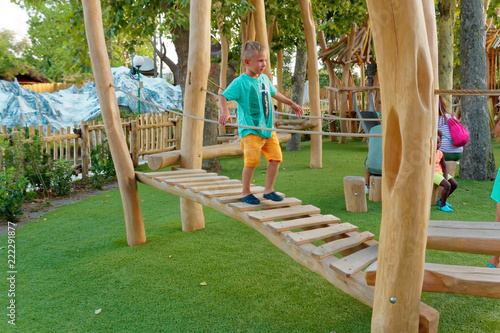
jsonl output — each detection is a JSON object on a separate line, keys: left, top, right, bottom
{"left": 149, "top": 39, "right": 180, "bottom": 85}
{"left": 286, "top": 46, "right": 307, "bottom": 151}
{"left": 173, "top": 26, "right": 190, "bottom": 98}
{"left": 437, "top": 0, "right": 457, "bottom": 107}
{"left": 459, "top": 0, "right": 496, "bottom": 180}
{"left": 202, "top": 63, "right": 222, "bottom": 173}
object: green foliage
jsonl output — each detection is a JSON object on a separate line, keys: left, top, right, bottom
{"left": 90, "top": 141, "right": 116, "bottom": 189}
{"left": 49, "top": 159, "right": 74, "bottom": 197}
{"left": 0, "top": 29, "right": 30, "bottom": 80}
{"left": 0, "top": 167, "right": 28, "bottom": 222}
{"left": 23, "top": 133, "right": 51, "bottom": 195}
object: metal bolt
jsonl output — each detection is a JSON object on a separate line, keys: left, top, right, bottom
{"left": 354, "top": 192, "right": 358, "bottom": 196}
{"left": 390, "top": 297, "right": 397, "bottom": 304}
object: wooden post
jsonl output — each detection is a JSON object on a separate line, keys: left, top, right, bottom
{"left": 82, "top": 0, "right": 146, "bottom": 246}
{"left": 366, "top": 0, "right": 438, "bottom": 331}
{"left": 81, "top": 123, "right": 89, "bottom": 178}
{"left": 217, "top": 2, "right": 228, "bottom": 136}
{"left": 318, "top": 30, "right": 338, "bottom": 142}
{"left": 179, "top": 0, "right": 212, "bottom": 232}
{"left": 130, "top": 120, "right": 139, "bottom": 167}
{"left": 339, "top": 23, "right": 358, "bottom": 144}
{"left": 369, "top": 175, "right": 382, "bottom": 203}
{"left": 299, "top": 0, "right": 322, "bottom": 169}
{"left": 73, "top": 124, "right": 79, "bottom": 173}
{"left": 343, "top": 176, "right": 367, "bottom": 212}
{"left": 251, "top": 0, "right": 272, "bottom": 80}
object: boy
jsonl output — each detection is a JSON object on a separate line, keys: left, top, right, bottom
{"left": 218, "top": 41, "right": 303, "bottom": 205}
{"left": 434, "top": 130, "right": 458, "bottom": 212}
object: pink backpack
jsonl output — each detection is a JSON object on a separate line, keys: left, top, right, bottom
{"left": 448, "top": 115, "right": 469, "bottom": 147}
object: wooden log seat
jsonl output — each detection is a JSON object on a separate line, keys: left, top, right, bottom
{"left": 365, "top": 261, "right": 500, "bottom": 299}
{"left": 427, "top": 220, "right": 500, "bottom": 256}
{"left": 343, "top": 176, "right": 367, "bottom": 212}
{"left": 368, "top": 175, "right": 382, "bottom": 202}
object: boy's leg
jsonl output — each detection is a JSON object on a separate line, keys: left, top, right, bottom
{"left": 242, "top": 166, "right": 256, "bottom": 197}
{"left": 438, "top": 179, "right": 451, "bottom": 207}
{"left": 264, "top": 160, "right": 280, "bottom": 194}
{"left": 448, "top": 177, "right": 458, "bottom": 197}
{"left": 489, "top": 202, "right": 500, "bottom": 267}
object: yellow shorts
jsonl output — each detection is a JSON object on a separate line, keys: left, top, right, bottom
{"left": 241, "top": 132, "right": 282, "bottom": 168}
{"left": 433, "top": 172, "right": 452, "bottom": 186}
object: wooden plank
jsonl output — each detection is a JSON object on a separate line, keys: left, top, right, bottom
{"left": 216, "top": 191, "right": 284, "bottom": 204}
{"left": 366, "top": 262, "right": 500, "bottom": 299}
{"left": 311, "top": 231, "right": 375, "bottom": 259}
{"left": 427, "top": 220, "right": 500, "bottom": 256}
{"left": 287, "top": 223, "right": 359, "bottom": 245}
{"left": 200, "top": 186, "right": 266, "bottom": 198}
{"left": 228, "top": 197, "right": 302, "bottom": 212}
{"left": 189, "top": 183, "right": 244, "bottom": 193}
{"left": 161, "top": 174, "right": 224, "bottom": 185}
{"left": 330, "top": 244, "right": 379, "bottom": 277}
{"left": 429, "top": 220, "right": 500, "bottom": 230}
{"left": 177, "top": 179, "right": 241, "bottom": 189}
{"left": 139, "top": 169, "right": 207, "bottom": 178}
{"left": 265, "top": 214, "right": 340, "bottom": 232}
{"left": 247, "top": 205, "right": 321, "bottom": 222}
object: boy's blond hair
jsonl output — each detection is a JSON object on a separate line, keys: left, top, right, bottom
{"left": 241, "top": 41, "right": 266, "bottom": 60}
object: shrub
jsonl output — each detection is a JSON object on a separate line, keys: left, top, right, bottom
{"left": 0, "top": 167, "right": 28, "bottom": 222}
{"left": 23, "top": 133, "right": 52, "bottom": 194}
{"left": 89, "top": 141, "right": 116, "bottom": 189}
{"left": 49, "top": 159, "right": 74, "bottom": 197}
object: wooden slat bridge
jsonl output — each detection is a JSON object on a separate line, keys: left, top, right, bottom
{"left": 136, "top": 168, "right": 500, "bottom": 328}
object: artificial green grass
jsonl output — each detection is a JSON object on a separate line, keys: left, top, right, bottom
{"left": 1, "top": 139, "right": 499, "bottom": 332}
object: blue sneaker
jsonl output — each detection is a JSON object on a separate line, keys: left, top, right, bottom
{"left": 436, "top": 199, "right": 452, "bottom": 208}
{"left": 438, "top": 205, "right": 453, "bottom": 213}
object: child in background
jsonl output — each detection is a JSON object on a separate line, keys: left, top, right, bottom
{"left": 218, "top": 41, "right": 303, "bottom": 205}
{"left": 434, "top": 130, "right": 458, "bottom": 212}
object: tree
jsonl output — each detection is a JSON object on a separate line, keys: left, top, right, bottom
{"left": 0, "top": 29, "right": 30, "bottom": 80}
{"left": 286, "top": 46, "right": 307, "bottom": 151}
{"left": 437, "top": 0, "right": 457, "bottom": 108}
{"left": 459, "top": 0, "right": 496, "bottom": 180}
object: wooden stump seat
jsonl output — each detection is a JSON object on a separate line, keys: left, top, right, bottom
{"left": 343, "top": 176, "right": 367, "bottom": 212}
{"left": 368, "top": 175, "right": 382, "bottom": 202}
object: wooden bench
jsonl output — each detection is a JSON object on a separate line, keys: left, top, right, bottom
{"left": 427, "top": 220, "right": 500, "bottom": 256}
{"left": 365, "top": 261, "right": 500, "bottom": 299}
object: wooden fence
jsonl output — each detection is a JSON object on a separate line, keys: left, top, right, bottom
{"left": 0, "top": 113, "right": 181, "bottom": 177}
{"left": 20, "top": 82, "right": 85, "bottom": 94}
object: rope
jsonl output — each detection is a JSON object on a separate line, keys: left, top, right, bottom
{"left": 113, "top": 86, "right": 382, "bottom": 138}
{"left": 435, "top": 89, "right": 500, "bottom": 96}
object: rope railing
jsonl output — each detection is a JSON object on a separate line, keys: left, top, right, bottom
{"left": 434, "top": 89, "right": 500, "bottom": 96}
{"left": 113, "top": 86, "right": 382, "bottom": 138}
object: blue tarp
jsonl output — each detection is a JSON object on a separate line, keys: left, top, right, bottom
{"left": 0, "top": 66, "right": 183, "bottom": 130}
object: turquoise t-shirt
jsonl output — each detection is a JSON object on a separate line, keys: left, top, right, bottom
{"left": 491, "top": 167, "right": 500, "bottom": 203}
{"left": 365, "top": 124, "right": 382, "bottom": 175}
{"left": 222, "top": 73, "right": 277, "bottom": 138}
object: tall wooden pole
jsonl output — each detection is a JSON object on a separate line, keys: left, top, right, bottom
{"left": 82, "top": 0, "right": 146, "bottom": 246}
{"left": 299, "top": 0, "right": 322, "bottom": 169}
{"left": 251, "top": 0, "right": 272, "bottom": 80}
{"left": 366, "top": 0, "right": 437, "bottom": 331}
{"left": 179, "top": 0, "right": 212, "bottom": 232}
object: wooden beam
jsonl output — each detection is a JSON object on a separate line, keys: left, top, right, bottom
{"left": 299, "top": 0, "right": 322, "bottom": 169}
{"left": 179, "top": 0, "right": 212, "bottom": 232}
{"left": 365, "top": 0, "right": 438, "bottom": 331}
{"left": 82, "top": 0, "right": 145, "bottom": 246}
{"left": 250, "top": 0, "right": 272, "bottom": 79}
{"left": 427, "top": 220, "right": 500, "bottom": 256}
{"left": 366, "top": 262, "right": 500, "bottom": 299}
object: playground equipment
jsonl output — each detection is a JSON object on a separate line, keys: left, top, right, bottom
{"left": 82, "top": 0, "right": 499, "bottom": 331}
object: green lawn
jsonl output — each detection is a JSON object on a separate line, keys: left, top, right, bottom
{"left": 1, "top": 139, "right": 499, "bottom": 332}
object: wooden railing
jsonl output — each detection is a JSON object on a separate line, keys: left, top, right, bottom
{"left": 0, "top": 112, "right": 181, "bottom": 177}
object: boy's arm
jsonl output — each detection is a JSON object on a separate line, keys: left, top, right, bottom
{"left": 272, "top": 91, "right": 304, "bottom": 117}
{"left": 218, "top": 95, "right": 232, "bottom": 125}
{"left": 440, "top": 157, "right": 448, "bottom": 177}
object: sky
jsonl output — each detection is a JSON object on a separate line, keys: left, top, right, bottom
{"left": 0, "top": 0, "right": 29, "bottom": 41}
